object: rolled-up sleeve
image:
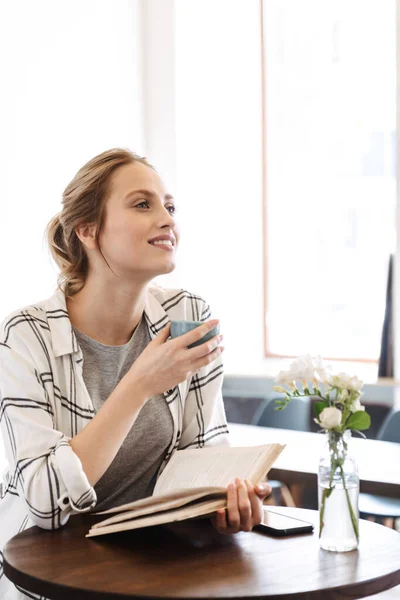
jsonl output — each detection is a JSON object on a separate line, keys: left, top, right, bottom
{"left": 0, "top": 337, "right": 96, "bottom": 529}
{"left": 179, "top": 299, "right": 230, "bottom": 449}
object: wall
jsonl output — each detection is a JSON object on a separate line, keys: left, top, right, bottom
{"left": 0, "top": 0, "right": 146, "bottom": 473}
{"left": 0, "top": 0, "right": 146, "bottom": 315}
{"left": 150, "top": 1, "right": 386, "bottom": 388}
{"left": 153, "top": 0, "right": 273, "bottom": 376}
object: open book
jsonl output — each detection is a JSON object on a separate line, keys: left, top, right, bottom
{"left": 86, "top": 443, "right": 285, "bottom": 538}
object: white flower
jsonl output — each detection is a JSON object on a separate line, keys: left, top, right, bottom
{"left": 313, "top": 355, "right": 331, "bottom": 384}
{"left": 349, "top": 397, "right": 365, "bottom": 413}
{"left": 276, "top": 370, "right": 295, "bottom": 386}
{"left": 316, "top": 406, "right": 342, "bottom": 429}
{"left": 272, "top": 385, "right": 287, "bottom": 394}
{"left": 329, "top": 372, "right": 364, "bottom": 392}
{"left": 276, "top": 354, "right": 329, "bottom": 387}
{"left": 290, "top": 354, "right": 316, "bottom": 381}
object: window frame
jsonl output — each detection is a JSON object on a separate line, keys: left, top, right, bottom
{"left": 260, "top": 0, "right": 396, "bottom": 366}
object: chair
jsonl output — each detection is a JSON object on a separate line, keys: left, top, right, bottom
{"left": 251, "top": 397, "right": 312, "bottom": 508}
{"left": 223, "top": 395, "right": 269, "bottom": 425}
{"left": 223, "top": 395, "right": 297, "bottom": 507}
{"left": 264, "top": 479, "right": 296, "bottom": 508}
{"left": 359, "top": 409, "right": 400, "bottom": 527}
{"left": 251, "top": 397, "right": 311, "bottom": 432}
{"left": 376, "top": 408, "right": 400, "bottom": 443}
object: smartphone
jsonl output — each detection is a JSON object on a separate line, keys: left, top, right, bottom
{"left": 254, "top": 509, "right": 314, "bottom": 537}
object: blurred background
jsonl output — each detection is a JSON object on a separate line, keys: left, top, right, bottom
{"left": 0, "top": 0, "right": 397, "bottom": 386}
{"left": 0, "top": 1, "right": 399, "bottom": 432}
{"left": 1, "top": 3, "right": 400, "bottom": 568}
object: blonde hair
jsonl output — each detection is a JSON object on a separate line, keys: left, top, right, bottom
{"left": 47, "top": 148, "right": 156, "bottom": 297}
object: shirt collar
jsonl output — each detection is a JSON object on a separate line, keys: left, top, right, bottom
{"left": 46, "top": 286, "right": 170, "bottom": 358}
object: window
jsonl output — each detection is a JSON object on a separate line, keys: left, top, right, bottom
{"left": 263, "top": 0, "right": 396, "bottom": 361}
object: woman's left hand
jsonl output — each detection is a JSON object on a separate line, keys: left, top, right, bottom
{"left": 211, "top": 478, "right": 272, "bottom": 534}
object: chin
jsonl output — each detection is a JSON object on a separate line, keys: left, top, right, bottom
{"left": 161, "top": 262, "right": 177, "bottom": 275}
{"left": 145, "top": 261, "right": 177, "bottom": 279}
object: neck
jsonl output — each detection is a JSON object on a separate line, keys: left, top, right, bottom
{"left": 66, "top": 276, "right": 148, "bottom": 345}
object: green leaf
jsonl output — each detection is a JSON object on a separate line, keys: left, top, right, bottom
{"left": 274, "top": 399, "right": 287, "bottom": 411}
{"left": 345, "top": 411, "right": 371, "bottom": 431}
{"left": 313, "top": 401, "right": 328, "bottom": 419}
{"left": 325, "top": 486, "right": 334, "bottom": 498}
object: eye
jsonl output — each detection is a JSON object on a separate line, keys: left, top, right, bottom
{"left": 135, "top": 200, "right": 177, "bottom": 214}
{"left": 135, "top": 200, "right": 149, "bottom": 208}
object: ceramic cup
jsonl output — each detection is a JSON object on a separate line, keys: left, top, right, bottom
{"left": 170, "top": 320, "right": 220, "bottom": 349}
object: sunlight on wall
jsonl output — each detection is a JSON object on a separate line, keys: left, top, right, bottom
{"left": 0, "top": 0, "right": 145, "bottom": 317}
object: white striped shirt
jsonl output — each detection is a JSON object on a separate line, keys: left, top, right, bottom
{"left": 0, "top": 283, "right": 229, "bottom": 600}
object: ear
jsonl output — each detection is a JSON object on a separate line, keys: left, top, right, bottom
{"left": 75, "top": 223, "right": 97, "bottom": 250}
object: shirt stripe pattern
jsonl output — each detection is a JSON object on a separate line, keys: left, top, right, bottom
{"left": 0, "top": 283, "right": 229, "bottom": 600}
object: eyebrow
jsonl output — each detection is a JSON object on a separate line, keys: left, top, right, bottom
{"left": 125, "top": 189, "right": 175, "bottom": 201}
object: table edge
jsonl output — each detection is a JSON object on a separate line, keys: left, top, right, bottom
{"left": 4, "top": 554, "right": 400, "bottom": 600}
{"left": 3, "top": 507, "right": 400, "bottom": 600}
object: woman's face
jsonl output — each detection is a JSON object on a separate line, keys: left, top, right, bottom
{"left": 97, "top": 161, "right": 180, "bottom": 280}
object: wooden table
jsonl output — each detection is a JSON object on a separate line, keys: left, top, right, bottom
{"left": 229, "top": 423, "right": 400, "bottom": 499}
{"left": 3, "top": 507, "right": 400, "bottom": 599}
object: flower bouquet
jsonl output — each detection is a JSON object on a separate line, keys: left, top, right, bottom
{"left": 273, "top": 354, "right": 371, "bottom": 551}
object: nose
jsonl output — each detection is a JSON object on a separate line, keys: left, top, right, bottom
{"left": 159, "top": 205, "right": 176, "bottom": 229}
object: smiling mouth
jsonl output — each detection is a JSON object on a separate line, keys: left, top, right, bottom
{"left": 148, "top": 240, "right": 175, "bottom": 251}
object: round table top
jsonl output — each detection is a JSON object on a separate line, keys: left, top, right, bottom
{"left": 3, "top": 507, "right": 400, "bottom": 600}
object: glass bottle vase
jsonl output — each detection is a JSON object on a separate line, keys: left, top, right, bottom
{"left": 318, "top": 431, "right": 359, "bottom": 552}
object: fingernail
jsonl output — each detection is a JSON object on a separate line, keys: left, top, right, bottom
{"left": 229, "top": 483, "right": 235, "bottom": 491}
{"left": 235, "top": 477, "right": 241, "bottom": 485}
{"left": 258, "top": 484, "right": 270, "bottom": 493}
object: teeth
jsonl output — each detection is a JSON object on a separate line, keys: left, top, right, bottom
{"left": 151, "top": 240, "right": 173, "bottom": 246}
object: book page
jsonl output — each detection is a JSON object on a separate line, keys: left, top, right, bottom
{"left": 154, "top": 444, "right": 285, "bottom": 496}
{"left": 91, "top": 489, "right": 225, "bottom": 529}
{"left": 93, "top": 485, "right": 225, "bottom": 517}
{"left": 86, "top": 497, "right": 226, "bottom": 538}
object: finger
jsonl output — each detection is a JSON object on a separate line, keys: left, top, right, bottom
{"left": 175, "top": 320, "right": 220, "bottom": 350}
{"left": 152, "top": 322, "right": 171, "bottom": 345}
{"left": 245, "top": 479, "right": 263, "bottom": 526}
{"left": 226, "top": 482, "right": 240, "bottom": 532}
{"left": 211, "top": 510, "right": 237, "bottom": 535}
{"left": 191, "top": 345, "right": 225, "bottom": 374}
{"left": 255, "top": 482, "right": 272, "bottom": 500}
{"left": 236, "top": 478, "right": 253, "bottom": 532}
{"left": 188, "top": 332, "right": 224, "bottom": 359}
{"left": 214, "top": 508, "right": 228, "bottom": 532}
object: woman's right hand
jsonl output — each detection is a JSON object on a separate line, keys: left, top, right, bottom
{"left": 126, "top": 320, "right": 224, "bottom": 399}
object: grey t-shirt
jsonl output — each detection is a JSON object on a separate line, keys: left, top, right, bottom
{"left": 73, "top": 314, "right": 173, "bottom": 512}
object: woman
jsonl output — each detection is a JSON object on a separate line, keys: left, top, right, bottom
{"left": 0, "top": 149, "right": 271, "bottom": 599}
